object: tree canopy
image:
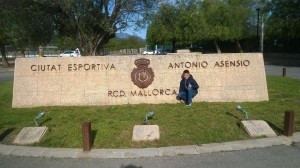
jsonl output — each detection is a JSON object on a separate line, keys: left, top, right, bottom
{"left": 147, "top": 0, "right": 252, "bottom": 53}
{"left": 104, "top": 36, "right": 145, "bottom": 51}
{"left": 0, "top": 0, "right": 158, "bottom": 66}
{"left": 147, "top": 3, "right": 179, "bottom": 51}
{"left": 0, "top": 0, "right": 55, "bottom": 66}
{"left": 45, "top": 0, "right": 158, "bottom": 55}
{"left": 1, "top": 0, "right": 299, "bottom": 67}
{"left": 265, "top": 0, "right": 300, "bottom": 40}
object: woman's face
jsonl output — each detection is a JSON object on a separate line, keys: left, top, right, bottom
{"left": 183, "top": 73, "right": 190, "bottom": 80}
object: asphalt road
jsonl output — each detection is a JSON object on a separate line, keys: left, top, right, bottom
{"left": 1, "top": 143, "right": 300, "bottom": 168}
{"left": 0, "top": 71, "right": 13, "bottom": 81}
{"left": 265, "top": 65, "right": 300, "bottom": 79}
{"left": 1, "top": 64, "right": 300, "bottom": 81}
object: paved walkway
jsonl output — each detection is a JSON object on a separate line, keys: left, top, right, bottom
{"left": 1, "top": 143, "right": 300, "bottom": 168}
{"left": 1, "top": 133, "right": 299, "bottom": 159}
{"left": 1, "top": 141, "right": 300, "bottom": 168}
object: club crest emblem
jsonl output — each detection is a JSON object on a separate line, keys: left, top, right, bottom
{"left": 131, "top": 58, "right": 154, "bottom": 88}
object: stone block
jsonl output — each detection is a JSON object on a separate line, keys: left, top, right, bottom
{"left": 241, "top": 120, "right": 277, "bottom": 137}
{"left": 13, "top": 127, "right": 48, "bottom": 145}
{"left": 132, "top": 125, "right": 160, "bottom": 142}
{"left": 12, "top": 53, "right": 269, "bottom": 107}
{"left": 176, "top": 49, "right": 191, "bottom": 53}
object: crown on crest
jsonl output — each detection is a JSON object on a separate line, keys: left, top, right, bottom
{"left": 134, "top": 58, "right": 150, "bottom": 66}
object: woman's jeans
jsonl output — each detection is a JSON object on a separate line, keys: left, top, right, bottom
{"left": 176, "top": 87, "right": 197, "bottom": 104}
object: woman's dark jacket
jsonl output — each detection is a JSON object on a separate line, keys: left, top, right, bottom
{"left": 179, "top": 75, "right": 199, "bottom": 93}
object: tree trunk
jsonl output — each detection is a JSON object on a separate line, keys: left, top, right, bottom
{"left": 80, "top": 31, "right": 115, "bottom": 56}
{"left": 21, "top": 49, "right": 26, "bottom": 57}
{"left": 236, "top": 40, "right": 243, "bottom": 53}
{"left": 0, "top": 44, "right": 9, "bottom": 67}
{"left": 171, "top": 39, "right": 176, "bottom": 53}
{"left": 39, "top": 45, "right": 44, "bottom": 57}
{"left": 214, "top": 40, "right": 221, "bottom": 54}
{"left": 94, "top": 33, "right": 114, "bottom": 56}
{"left": 97, "top": 47, "right": 104, "bottom": 56}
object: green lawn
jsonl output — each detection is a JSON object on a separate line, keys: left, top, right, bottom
{"left": 0, "top": 76, "right": 299, "bottom": 148}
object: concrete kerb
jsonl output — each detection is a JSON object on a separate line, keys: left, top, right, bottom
{"left": 0, "top": 133, "right": 299, "bottom": 159}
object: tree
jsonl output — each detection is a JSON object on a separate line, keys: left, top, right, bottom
{"left": 200, "top": 0, "right": 231, "bottom": 53}
{"left": 0, "top": 4, "right": 11, "bottom": 67}
{"left": 126, "top": 36, "right": 146, "bottom": 49}
{"left": 199, "top": 0, "right": 252, "bottom": 53}
{"left": 147, "top": 3, "right": 180, "bottom": 52}
{"left": 146, "top": 0, "right": 252, "bottom": 53}
{"left": 52, "top": 36, "right": 77, "bottom": 51}
{"left": 21, "top": 1, "right": 55, "bottom": 57}
{"left": 174, "top": 0, "right": 200, "bottom": 47}
{"left": 0, "top": 0, "right": 55, "bottom": 66}
{"left": 147, "top": 1, "right": 201, "bottom": 52}
{"left": 104, "top": 36, "right": 145, "bottom": 51}
{"left": 44, "top": 0, "right": 158, "bottom": 56}
{"left": 265, "top": 0, "right": 300, "bottom": 40}
{"left": 227, "top": 0, "right": 252, "bottom": 53}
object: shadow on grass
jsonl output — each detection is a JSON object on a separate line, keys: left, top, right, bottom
{"left": 225, "top": 112, "right": 240, "bottom": 120}
{"left": 265, "top": 120, "right": 283, "bottom": 135}
{"left": 121, "top": 165, "right": 142, "bottom": 168}
{"left": 225, "top": 112, "right": 244, "bottom": 129}
{"left": 0, "top": 128, "right": 15, "bottom": 141}
{"left": 40, "top": 118, "right": 52, "bottom": 126}
{"left": 91, "top": 130, "right": 97, "bottom": 147}
{"left": 236, "top": 122, "right": 242, "bottom": 128}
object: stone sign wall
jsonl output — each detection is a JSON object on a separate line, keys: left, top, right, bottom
{"left": 12, "top": 53, "right": 269, "bottom": 108}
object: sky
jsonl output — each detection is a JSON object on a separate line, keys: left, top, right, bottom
{"left": 104, "top": 0, "right": 179, "bottom": 39}
{"left": 114, "top": 0, "right": 177, "bottom": 39}
{"left": 122, "top": 27, "right": 147, "bottom": 39}
{"left": 116, "top": 0, "right": 178, "bottom": 39}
